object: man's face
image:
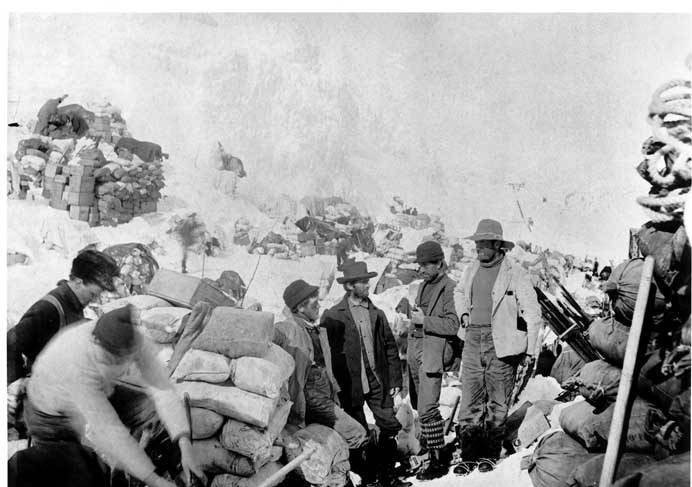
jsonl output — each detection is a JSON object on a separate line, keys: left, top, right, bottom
{"left": 350, "top": 280, "right": 370, "bottom": 300}
{"left": 299, "top": 296, "right": 320, "bottom": 322}
{"left": 75, "top": 280, "right": 107, "bottom": 306}
{"left": 418, "top": 261, "right": 441, "bottom": 282}
{"left": 476, "top": 240, "right": 501, "bottom": 263}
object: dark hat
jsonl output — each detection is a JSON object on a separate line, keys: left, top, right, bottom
{"left": 465, "top": 219, "right": 515, "bottom": 250}
{"left": 71, "top": 249, "right": 120, "bottom": 292}
{"left": 336, "top": 261, "right": 378, "bottom": 284}
{"left": 92, "top": 305, "right": 139, "bottom": 356}
{"left": 415, "top": 241, "right": 445, "bottom": 264}
{"left": 283, "top": 279, "right": 320, "bottom": 310}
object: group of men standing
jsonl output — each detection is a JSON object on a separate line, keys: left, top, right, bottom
{"left": 7, "top": 218, "right": 542, "bottom": 487}
{"left": 276, "top": 218, "right": 542, "bottom": 485}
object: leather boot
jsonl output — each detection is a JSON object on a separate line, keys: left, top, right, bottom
{"left": 415, "top": 449, "right": 449, "bottom": 481}
{"left": 452, "top": 424, "right": 484, "bottom": 476}
{"left": 415, "top": 419, "right": 448, "bottom": 480}
{"left": 377, "top": 436, "right": 413, "bottom": 487}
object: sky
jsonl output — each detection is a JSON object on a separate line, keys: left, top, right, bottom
{"left": 5, "top": 13, "right": 692, "bottom": 262}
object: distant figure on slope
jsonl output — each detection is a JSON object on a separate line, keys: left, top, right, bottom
{"left": 214, "top": 142, "right": 246, "bottom": 199}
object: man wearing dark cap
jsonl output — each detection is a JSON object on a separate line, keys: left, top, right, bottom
{"left": 453, "top": 219, "right": 541, "bottom": 475}
{"left": 322, "top": 262, "right": 409, "bottom": 487}
{"left": 7, "top": 249, "right": 120, "bottom": 433}
{"left": 407, "top": 240, "right": 460, "bottom": 480}
{"left": 8, "top": 304, "right": 208, "bottom": 487}
{"left": 273, "top": 279, "right": 367, "bottom": 448}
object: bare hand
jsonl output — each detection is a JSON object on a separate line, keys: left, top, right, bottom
{"left": 179, "top": 436, "right": 207, "bottom": 486}
{"left": 7, "top": 378, "right": 26, "bottom": 417}
{"left": 389, "top": 387, "right": 401, "bottom": 397}
{"left": 411, "top": 309, "right": 425, "bottom": 325}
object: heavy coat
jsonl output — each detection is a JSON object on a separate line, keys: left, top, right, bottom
{"left": 456, "top": 258, "right": 542, "bottom": 358}
{"left": 321, "top": 295, "right": 402, "bottom": 410}
{"left": 273, "top": 307, "right": 339, "bottom": 427}
{"left": 7, "top": 282, "right": 85, "bottom": 384}
{"left": 414, "top": 274, "right": 461, "bottom": 374}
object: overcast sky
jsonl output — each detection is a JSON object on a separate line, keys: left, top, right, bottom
{"left": 6, "top": 13, "right": 691, "bottom": 261}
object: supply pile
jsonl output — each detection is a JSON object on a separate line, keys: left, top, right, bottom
{"left": 14, "top": 97, "right": 166, "bottom": 226}
{"left": 523, "top": 77, "right": 691, "bottom": 487}
{"left": 101, "top": 268, "right": 351, "bottom": 487}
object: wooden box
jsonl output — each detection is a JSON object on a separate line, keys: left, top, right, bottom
{"left": 69, "top": 205, "right": 90, "bottom": 221}
{"left": 146, "top": 269, "right": 236, "bottom": 309}
{"left": 66, "top": 191, "right": 95, "bottom": 206}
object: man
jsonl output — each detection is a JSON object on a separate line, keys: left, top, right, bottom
{"left": 322, "top": 262, "right": 409, "bottom": 487}
{"left": 273, "top": 279, "right": 368, "bottom": 448}
{"left": 8, "top": 305, "right": 207, "bottom": 487}
{"left": 453, "top": 219, "right": 542, "bottom": 475}
{"left": 7, "top": 249, "right": 120, "bottom": 429}
{"left": 407, "top": 241, "right": 460, "bottom": 480}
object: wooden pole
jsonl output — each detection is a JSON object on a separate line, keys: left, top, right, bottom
{"left": 598, "top": 256, "right": 655, "bottom": 487}
{"left": 254, "top": 445, "right": 316, "bottom": 487}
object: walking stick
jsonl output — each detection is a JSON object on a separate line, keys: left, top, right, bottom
{"left": 254, "top": 444, "right": 316, "bottom": 487}
{"left": 445, "top": 395, "right": 461, "bottom": 435}
{"left": 598, "top": 256, "right": 654, "bottom": 487}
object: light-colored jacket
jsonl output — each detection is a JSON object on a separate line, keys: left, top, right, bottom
{"left": 27, "top": 321, "right": 188, "bottom": 481}
{"left": 456, "top": 257, "right": 542, "bottom": 358}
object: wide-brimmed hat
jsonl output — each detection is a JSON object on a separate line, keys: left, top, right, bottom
{"left": 283, "top": 279, "right": 319, "bottom": 310}
{"left": 465, "top": 219, "right": 515, "bottom": 250}
{"left": 336, "top": 261, "right": 378, "bottom": 284}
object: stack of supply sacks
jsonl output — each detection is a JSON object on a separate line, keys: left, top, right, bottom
{"left": 171, "top": 306, "right": 296, "bottom": 487}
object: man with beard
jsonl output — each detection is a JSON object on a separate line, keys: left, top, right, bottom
{"left": 322, "top": 262, "right": 409, "bottom": 487}
{"left": 453, "top": 219, "right": 541, "bottom": 475}
{"left": 407, "top": 241, "right": 460, "bottom": 480}
{"left": 273, "top": 279, "right": 368, "bottom": 446}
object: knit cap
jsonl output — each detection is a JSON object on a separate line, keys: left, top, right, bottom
{"left": 92, "top": 305, "right": 139, "bottom": 356}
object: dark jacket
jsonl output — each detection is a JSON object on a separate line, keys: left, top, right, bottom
{"left": 321, "top": 295, "right": 402, "bottom": 410}
{"left": 414, "top": 273, "right": 460, "bottom": 373}
{"left": 7, "top": 282, "right": 85, "bottom": 383}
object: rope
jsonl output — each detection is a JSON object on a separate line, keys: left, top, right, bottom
{"left": 240, "top": 254, "right": 262, "bottom": 308}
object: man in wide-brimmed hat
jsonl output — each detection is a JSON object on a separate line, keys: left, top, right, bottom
{"left": 407, "top": 240, "right": 461, "bottom": 480}
{"left": 452, "top": 219, "right": 541, "bottom": 476}
{"left": 322, "top": 262, "right": 409, "bottom": 487}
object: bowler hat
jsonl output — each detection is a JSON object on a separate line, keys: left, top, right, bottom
{"left": 283, "top": 279, "right": 319, "bottom": 310}
{"left": 336, "top": 261, "right": 378, "bottom": 284}
{"left": 416, "top": 241, "right": 445, "bottom": 264}
{"left": 465, "top": 219, "right": 515, "bottom": 250}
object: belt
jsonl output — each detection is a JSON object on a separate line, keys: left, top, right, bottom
{"left": 468, "top": 323, "right": 492, "bottom": 328}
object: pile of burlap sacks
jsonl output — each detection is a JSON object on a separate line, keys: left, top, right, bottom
{"left": 100, "top": 274, "right": 352, "bottom": 487}
{"left": 522, "top": 76, "right": 691, "bottom": 487}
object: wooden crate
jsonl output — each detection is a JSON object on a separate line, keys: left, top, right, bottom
{"left": 69, "top": 205, "right": 90, "bottom": 221}
{"left": 66, "top": 191, "right": 95, "bottom": 206}
{"left": 146, "top": 269, "right": 236, "bottom": 309}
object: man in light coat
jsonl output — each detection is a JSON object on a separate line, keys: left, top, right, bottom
{"left": 453, "top": 219, "right": 542, "bottom": 475}
{"left": 8, "top": 305, "right": 206, "bottom": 487}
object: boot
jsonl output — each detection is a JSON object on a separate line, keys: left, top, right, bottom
{"left": 475, "top": 425, "right": 504, "bottom": 473}
{"left": 452, "top": 424, "right": 484, "bottom": 476}
{"left": 352, "top": 440, "right": 380, "bottom": 487}
{"left": 415, "top": 450, "right": 449, "bottom": 481}
{"left": 377, "top": 436, "right": 413, "bottom": 487}
{"left": 415, "top": 419, "right": 448, "bottom": 481}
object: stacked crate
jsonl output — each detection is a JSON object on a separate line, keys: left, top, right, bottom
{"left": 88, "top": 115, "right": 113, "bottom": 143}
{"left": 65, "top": 165, "right": 96, "bottom": 223}
{"left": 95, "top": 162, "right": 164, "bottom": 226}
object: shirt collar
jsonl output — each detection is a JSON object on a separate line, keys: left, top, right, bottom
{"left": 348, "top": 294, "right": 368, "bottom": 309}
